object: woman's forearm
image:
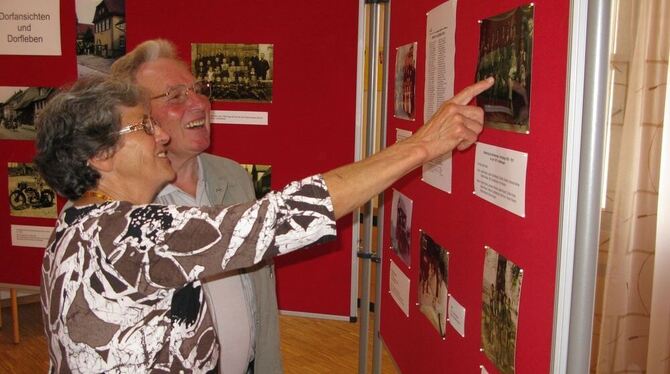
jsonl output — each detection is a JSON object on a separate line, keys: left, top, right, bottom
{"left": 324, "top": 140, "right": 426, "bottom": 219}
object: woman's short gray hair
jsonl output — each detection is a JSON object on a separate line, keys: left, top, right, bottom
{"left": 34, "top": 77, "right": 142, "bottom": 200}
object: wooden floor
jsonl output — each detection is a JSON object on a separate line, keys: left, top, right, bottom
{"left": 0, "top": 299, "right": 400, "bottom": 373}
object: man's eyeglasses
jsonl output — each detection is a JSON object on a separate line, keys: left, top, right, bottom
{"left": 150, "top": 81, "right": 212, "bottom": 104}
{"left": 118, "top": 115, "right": 158, "bottom": 136}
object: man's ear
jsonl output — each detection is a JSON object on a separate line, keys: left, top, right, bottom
{"left": 87, "top": 149, "right": 115, "bottom": 173}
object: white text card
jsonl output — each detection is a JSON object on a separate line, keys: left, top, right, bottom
{"left": 448, "top": 295, "right": 466, "bottom": 337}
{"left": 424, "top": 0, "right": 457, "bottom": 120}
{"left": 474, "top": 142, "right": 528, "bottom": 217}
{"left": 11, "top": 225, "right": 53, "bottom": 248}
{"left": 0, "top": 0, "right": 61, "bottom": 55}
{"left": 211, "top": 110, "right": 268, "bottom": 125}
{"left": 395, "top": 128, "right": 412, "bottom": 142}
{"left": 389, "top": 260, "right": 410, "bottom": 317}
{"left": 422, "top": 152, "right": 452, "bottom": 193}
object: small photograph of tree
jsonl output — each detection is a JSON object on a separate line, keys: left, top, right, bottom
{"left": 481, "top": 246, "right": 523, "bottom": 374}
{"left": 241, "top": 164, "right": 271, "bottom": 199}
{"left": 417, "top": 231, "right": 449, "bottom": 337}
{"left": 475, "top": 4, "right": 534, "bottom": 133}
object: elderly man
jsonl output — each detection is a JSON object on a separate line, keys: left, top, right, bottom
{"left": 111, "top": 39, "right": 281, "bottom": 374}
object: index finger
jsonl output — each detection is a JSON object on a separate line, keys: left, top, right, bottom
{"left": 449, "top": 77, "right": 495, "bottom": 105}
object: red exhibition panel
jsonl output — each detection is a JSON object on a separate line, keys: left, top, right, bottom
{"left": 125, "top": 1, "right": 359, "bottom": 317}
{"left": 0, "top": 0, "right": 359, "bottom": 318}
{"left": 0, "top": 0, "right": 75, "bottom": 286}
{"left": 381, "top": 0, "right": 568, "bottom": 373}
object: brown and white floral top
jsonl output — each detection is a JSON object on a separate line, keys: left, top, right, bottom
{"left": 41, "top": 176, "right": 336, "bottom": 373}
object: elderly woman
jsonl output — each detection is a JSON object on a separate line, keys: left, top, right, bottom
{"left": 34, "top": 76, "right": 492, "bottom": 372}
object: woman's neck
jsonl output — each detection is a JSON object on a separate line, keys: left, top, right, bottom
{"left": 75, "top": 189, "right": 117, "bottom": 206}
{"left": 76, "top": 180, "right": 159, "bottom": 205}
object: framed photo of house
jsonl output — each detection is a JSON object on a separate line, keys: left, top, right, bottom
{"left": 1, "top": 86, "right": 57, "bottom": 141}
{"left": 75, "top": 0, "right": 126, "bottom": 78}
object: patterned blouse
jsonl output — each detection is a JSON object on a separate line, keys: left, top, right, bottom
{"left": 41, "top": 176, "right": 336, "bottom": 373}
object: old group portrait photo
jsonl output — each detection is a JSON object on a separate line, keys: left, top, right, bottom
{"left": 192, "top": 43, "right": 274, "bottom": 103}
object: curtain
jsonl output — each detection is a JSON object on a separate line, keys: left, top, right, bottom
{"left": 593, "top": 0, "right": 668, "bottom": 372}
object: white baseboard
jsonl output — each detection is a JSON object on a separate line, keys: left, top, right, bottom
{"left": 0, "top": 283, "right": 39, "bottom": 301}
{"left": 279, "top": 310, "right": 353, "bottom": 321}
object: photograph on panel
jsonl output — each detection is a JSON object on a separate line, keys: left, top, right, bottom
{"left": 390, "top": 189, "right": 413, "bottom": 267}
{"left": 241, "top": 163, "right": 272, "bottom": 198}
{"left": 417, "top": 231, "right": 449, "bottom": 337}
{"left": 475, "top": 4, "right": 534, "bottom": 134}
{"left": 481, "top": 246, "right": 524, "bottom": 374}
{"left": 192, "top": 43, "right": 273, "bottom": 103}
{"left": 394, "top": 42, "right": 418, "bottom": 120}
{"left": 75, "top": 0, "right": 126, "bottom": 78}
{"left": 8, "top": 162, "right": 57, "bottom": 218}
{"left": 1, "top": 86, "right": 57, "bottom": 141}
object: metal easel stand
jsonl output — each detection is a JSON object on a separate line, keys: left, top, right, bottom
{"left": 358, "top": 1, "right": 390, "bottom": 373}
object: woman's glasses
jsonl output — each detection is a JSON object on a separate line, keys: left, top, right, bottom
{"left": 118, "top": 115, "right": 158, "bottom": 136}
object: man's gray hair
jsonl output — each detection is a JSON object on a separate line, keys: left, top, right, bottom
{"left": 111, "top": 39, "right": 181, "bottom": 82}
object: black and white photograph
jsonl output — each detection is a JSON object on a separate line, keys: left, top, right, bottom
{"left": 241, "top": 163, "right": 272, "bottom": 199}
{"left": 8, "top": 162, "right": 57, "bottom": 219}
{"left": 481, "top": 246, "right": 523, "bottom": 374}
{"left": 475, "top": 4, "right": 534, "bottom": 133}
{"left": 394, "top": 42, "right": 417, "bottom": 120}
{"left": 1, "top": 86, "right": 57, "bottom": 141}
{"left": 76, "top": 0, "right": 126, "bottom": 78}
{"left": 390, "top": 189, "right": 413, "bottom": 267}
{"left": 418, "top": 231, "right": 449, "bottom": 337}
{"left": 192, "top": 43, "right": 274, "bottom": 103}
